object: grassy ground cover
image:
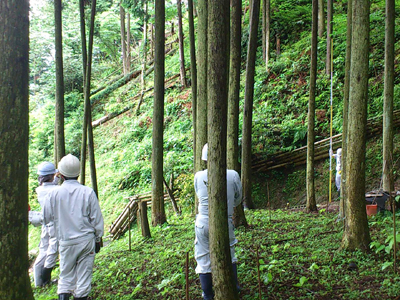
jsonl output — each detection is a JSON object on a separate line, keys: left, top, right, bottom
{"left": 32, "top": 206, "right": 400, "bottom": 299}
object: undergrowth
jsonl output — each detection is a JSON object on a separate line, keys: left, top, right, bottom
{"left": 32, "top": 208, "right": 400, "bottom": 300}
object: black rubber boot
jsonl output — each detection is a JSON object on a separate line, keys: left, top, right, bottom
{"left": 199, "top": 273, "right": 214, "bottom": 300}
{"left": 232, "top": 263, "right": 241, "bottom": 292}
{"left": 58, "top": 294, "right": 71, "bottom": 300}
{"left": 42, "top": 267, "right": 53, "bottom": 285}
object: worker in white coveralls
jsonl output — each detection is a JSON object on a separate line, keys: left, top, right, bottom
{"left": 43, "top": 154, "right": 104, "bottom": 300}
{"left": 29, "top": 162, "right": 59, "bottom": 287}
{"left": 194, "top": 144, "right": 242, "bottom": 300}
{"left": 330, "top": 148, "right": 342, "bottom": 191}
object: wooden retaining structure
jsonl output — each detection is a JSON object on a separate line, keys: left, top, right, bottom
{"left": 109, "top": 192, "right": 172, "bottom": 240}
{"left": 252, "top": 110, "right": 400, "bottom": 173}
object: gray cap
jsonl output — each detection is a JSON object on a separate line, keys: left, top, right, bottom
{"left": 37, "top": 162, "right": 58, "bottom": 176}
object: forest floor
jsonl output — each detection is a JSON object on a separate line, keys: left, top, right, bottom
{"left": 32, "top": 206, "right": 400, "bottom": 300}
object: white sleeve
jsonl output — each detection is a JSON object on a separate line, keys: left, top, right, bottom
{"left": 89, "top": 192, "right": 104, "bottom": 241}
{"left": 29, "top": 211, "right": 43, "bottom": 227}
{"left": 194, "top": 172, "right": 199, "bottom": 196}
{"left": 233, "top": 172, "right": 242, "bottom": 207}
{"left": 42, "top": 193, "right": 53, "bottom": 226}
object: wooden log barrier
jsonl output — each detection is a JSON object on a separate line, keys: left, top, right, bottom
{"left": 109, "top": 192, "right": 177, "bottom": 240}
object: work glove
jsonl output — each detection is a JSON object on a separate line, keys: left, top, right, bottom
{"left": 95, "top": 237, "right": 103, "bottom": 253}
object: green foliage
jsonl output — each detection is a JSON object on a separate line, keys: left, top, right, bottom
{"left": 27, "top": 0, "right": 400, "bottom": 297}
{"left": 31, "top": 209, "right": 400, "bottom": 299}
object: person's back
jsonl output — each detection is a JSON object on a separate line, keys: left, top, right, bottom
{"left": 194, "top": 144, "right": 242, "bottom": 300}
{"left": 195, "top": 169, "right": 242, "bottom": 218}
{"left": 42, "top": 154, "right": 104, "bottom": 300}
{"left": 47, "top": 180, "right": 103, "bottom": 246}
{"left": 31, "top": 161, "right": 59, "bottom": 287}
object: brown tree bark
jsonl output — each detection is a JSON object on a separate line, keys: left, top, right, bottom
{"left": 139, "top": 1, "right": 148, "bottom": 113}
{"left": 229, "top": 0, "right": 248, "bottom": 227}
{"left": 276, "top": 34, "right": 281, "bottom": 56}
{"left": 306, "top": 0, "right": 318, "bottom": 212}
{"left": 341, "top": 0, "right": 371, "bottom": 251}
{"left": 80, "top": 0, "right": 99, "bottom": 197}
{"left": 241, "top": 0, "right": 260, "bottom": 209}
{"left": 0, "top": 0, "right": 33, "bottom": 297}
{"left": 382, "top": 0, "right": 395, "bottom": 193}
{"left": 262, "top": 0, "right": 270, "bottom": 68}
{"left": 325, "top": 0, "right": 333, "bottom": 75}
{"left": 152, "top": 0, "right": 167, "bottom": 226}
{"left": 318, "top": 0, "right": 325, "bottom": 37}
{"left": 341, "top": 0, "right": 352, "bottom": 219}
{"left": 127, "top": 12, "right": 131, "bottom": 73}
{"left": 120, "top": 4, "right": 128, "bottom": 75}
{"left": 177, "top": 0, "right": 187, "bottom": 87}
{"left": 188, "top": 0, "right": 198, "bottom": 167}
{"left": 228, "top": 0, "right": 242, "bottom": 174}
{"left": 195, "top": 0, "right": 208, "bottom": 212}
{"left": 87, "top": 0, "right": 99, "bottom": 197}
{"left": 139, "top": 201, "right": 151, "bottom": 237}
{"left": 208, "top": 0, "right": 238, "bottom": 296}
{"left": 55, "top": 0, "right": 66, "bottom": 163}
{"left": 79, "top": 0, "right": 88, "bottom": 183}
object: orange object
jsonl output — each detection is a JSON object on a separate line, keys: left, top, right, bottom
{"left": 366, "top": 204, "right": 378, "bottom": 216}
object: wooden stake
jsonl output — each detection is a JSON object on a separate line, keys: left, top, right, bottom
{"left": 129, "top": 205, "right": 131, "bottom": 251}
{"left": 256, "top": 246, "right": 262, "bottom": 300}
{"left": 393, "top": 193, "right": 397, "bottom": 273}
{"left": 267, "top": 182, "right": 271, "bottom": 222}
{"left": 186, "top": 251, "right": 189, "bottom": 300}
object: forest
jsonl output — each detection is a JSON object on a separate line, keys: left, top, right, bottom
{"left": 0, "top": 0, "right": 400, "bottom": 298}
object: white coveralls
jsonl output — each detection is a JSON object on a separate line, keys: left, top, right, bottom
{"left": 333, "top": 152, "right": 342, "bottom": 191}
{"left": 30, "top": 182, "right": 59, "bottom": 287}
{"left": 43, "top": 180, "right": 104, "bottom": 298}
{"left": 194, "top": 169, "right": 242, "bottom": 274}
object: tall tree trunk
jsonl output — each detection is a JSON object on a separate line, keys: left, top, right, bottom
{"left": 228, "top": 0, "right": 248, "bottom": 227}
{"left": 188, "top": 0, "right": 198, "bottom": 168}
{"left": 86, "top": 0, "right": 99, "bottom": 197}
{"left": 177, "top": 0, "right": 187, "bottom": 87}
{"left": 55, "top": 0, "right": 66, "bottom": 163}
{"left": 152, "top": 0, "right": 167, "bottom": 226}
{"left": 0, "top": 0, "right": 33, "bottom": 297}
{"left": 341, "top": 0, "right": 352, "bottom": 219}
{"left": 195, "top": 0, "right": 208, "bottom": 212}
{"left": 276, "top": 34, "right": 281, "bottom": 56}
{"left": 79, "top": 0, "right": 88, "bottom": 184}
{"left": 382, "top": 0, "right": 395, "bottom": 193}
{"left": 228, "top": 0, "right": 242, "bottom": 174}
{"left": 341, "top": 0, "right": 371, "bottom": 251}
{"left": 208, "top": 0, "right": 238, "bottom": 297}
{"left": 325, "top": 0, "right": 333, "bottom": 75}
{"left": 127, "top": 13, "right": 131, "bottom": 73}
{"left": 262, "top": 0, "right": 270, "bottom": 68}
{"left": 241, "top": 0, "right": 260, "bottom": 210}
{"left": 139, "top": 1, "right": 148, "bottom": 113}
{"left": 306, "top": 0, "right": 318, "bottom": 212}
{"left": 80, "top": 0, "right": 98, "bottom": 195}
{"left": 120, "top": 4, "right": 127, "bottom": 75}
{"left": 152, "top": 23, "right": 155, "bottom": 59}
{"left": 318, "top": 0, "right": 325, "bottom": 38}
{"left": 262, "top": 0, "right": 266, "bottom": 62}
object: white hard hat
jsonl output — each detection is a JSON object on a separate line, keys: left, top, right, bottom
{"left": 37, "top": 162, "right": 58, "bottom": 176}
{"left": 58, "top": 154, "right": 80, "bottom": 178}
{"left": 337, "top": 148, "right": 342, "bottom": 156}
{"left": 201, "top": 143, "right": 208, "bottom": 161}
